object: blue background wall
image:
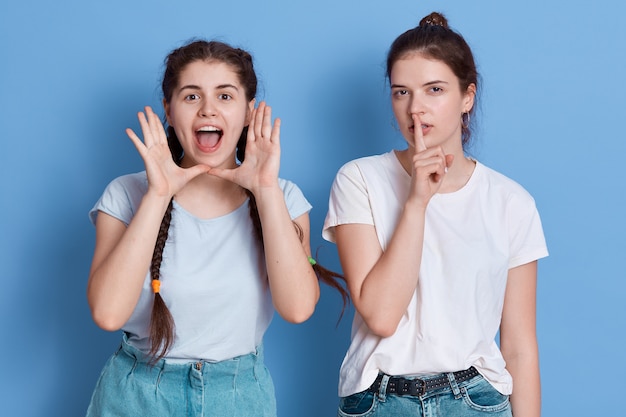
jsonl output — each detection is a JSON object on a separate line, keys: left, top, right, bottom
{"left": 1, "top": 0, "right": 624, "bottom": 415}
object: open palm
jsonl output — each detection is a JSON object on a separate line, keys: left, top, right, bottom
{"left": 126, "top": 106, "right": 210, "bottom": 198}
{"left": 207, "top": 102, "right": 281, "bottom": 193}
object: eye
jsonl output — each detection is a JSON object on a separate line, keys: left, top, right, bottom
{"left": 392, "top": 89, "right": 409, "bottom": 98}
{"left": 429, "top": 86, "right": 444, "bottom": 94}
{"left": 218, "top": 93, "right": 232, "bottom": 101}
{"left": 184, "top": 94, "right": 200, "bottom": 101}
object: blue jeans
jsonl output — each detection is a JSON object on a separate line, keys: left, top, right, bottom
{"left": 86, "top": 334, "right": 276, "bottom": 417}
{"left": 338, "top": 372, "right": 512, "bottom": 417}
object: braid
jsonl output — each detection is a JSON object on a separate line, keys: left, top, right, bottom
{"left": 246, "top": 189, "right": 263, "bottom": 245}
{"left": 148, "top": 198, "right": 176, "bottom": 363}
{"left": 312, "top": 256, "right": 349, "bottom": 322}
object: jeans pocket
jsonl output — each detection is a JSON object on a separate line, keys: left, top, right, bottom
{"left": 461, "top": 379, "right": 511, "bottom": 413}
{"left": 337, "top": 390, "right": 377, "bottom": 416}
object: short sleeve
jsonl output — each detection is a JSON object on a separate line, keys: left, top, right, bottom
{"left": 506, "top": 192, "right": 549, "bottom": 269}
{"left": 279, "top": 178, "right": 312, "bottom": 220}
{"left": 322, "top": 161, "right": 375, "bottom": 243}
{"left": 88, "top": 172, "right": 148, "bottom": 226}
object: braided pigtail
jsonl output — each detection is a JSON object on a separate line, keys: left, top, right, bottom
{"left": 148, "top": 198, "right": 176, "bottom": 363}
{"left": 310, "top": 255, "right": 349, "bottom": 322}
{"left": 293, "top": 221, "right": 349, "bottom": 322}
{"left": 246, "top": 189, "right": 263, "bottom": 245}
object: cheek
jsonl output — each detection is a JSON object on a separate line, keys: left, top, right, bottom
{"left": 391, "top": 101, "right": 407, "bottom": 120}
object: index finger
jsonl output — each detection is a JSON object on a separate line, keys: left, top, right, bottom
{"left": 412, "top": 113, "right": 427, "bottom": 152}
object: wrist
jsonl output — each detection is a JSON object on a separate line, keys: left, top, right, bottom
{"left": 143, "top": 189, "right": 174, "bottom": 210}
{"left": 404, "top": 197, "right": 429, "bottom": 214}
{"left": 249, "top": 182, "right": 282, "bottom": 200}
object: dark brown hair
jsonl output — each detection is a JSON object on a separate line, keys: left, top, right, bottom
{"left": 386, "top": 12, "right": 479, "bottom": 146}
{"left": 148, "top": 40, "right": 347, "bottom": 362}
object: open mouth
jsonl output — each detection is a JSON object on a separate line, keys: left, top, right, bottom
{"left": 196, "top": 126, "right": 223, "bottom": 150}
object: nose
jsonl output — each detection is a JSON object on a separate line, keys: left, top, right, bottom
{"left": 409, "top": 95, "right": 425, "bottom": 117}
{"left": 198, "top": 99, "right": 217, "bottom": 117}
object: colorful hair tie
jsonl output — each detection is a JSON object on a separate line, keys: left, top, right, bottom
{"left": 307, "top": 256, "right": 317, "bottom": 266}
{"left": 151, "top": 279, "right": 161, "bottom": 294}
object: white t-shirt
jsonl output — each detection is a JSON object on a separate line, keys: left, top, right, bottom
{"left": 90, "top": 171, "right": 312, "bottom": 362}
{"left": 323, "top": 151, "right": 548, "bottom": 396}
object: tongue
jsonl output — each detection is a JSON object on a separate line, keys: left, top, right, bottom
{"left": 197, "top": 131, "right": 220, "bottom": 148}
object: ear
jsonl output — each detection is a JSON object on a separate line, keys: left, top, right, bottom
{"left": 245, "top": 98, "right": 256, "bottom": 126}
{"left": 463, "top": 83, "right": 476, "bottom": 113}
{"left": 163, "top": 98, "right": 172, "bottom": 126}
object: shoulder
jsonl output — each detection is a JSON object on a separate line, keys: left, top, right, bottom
{"left": 277, "top": 177, "right": 300, "bottom": 193}
{"left": 475, "top": 162, "right": 536, "bottom": 204}
{"left": 106, "top": 171, "right": 148, "bottom": 193}
{"left": 89, "top": 171, "right": 147, "bottom": 225}
{"left": 337, "top": 152, "right": 395, "bottom": 176}
{"left": 96, "top": 171, "right": 148, "bottom": 201}
{"left": 277, "top": 177, "right": 312, "bottom": 219}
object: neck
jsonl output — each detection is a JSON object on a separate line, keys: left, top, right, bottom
{"left": 175, "top": 174, "right": 247, "bottom": 219}
{"left": 439, "top": 155, "right": 476, "bottom": 193}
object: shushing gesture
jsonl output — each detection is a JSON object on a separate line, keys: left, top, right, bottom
{"left": 408, "top": 113, "right": 454, "bottom": 207}
{"left": 207, "top": 101, "right": 281, "bottom": 193}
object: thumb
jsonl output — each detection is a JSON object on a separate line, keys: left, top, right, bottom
{"left": 184, "top": 164, "right": 211, "bottom": 181}
{"left": 205, "top": 166, "right": 235, "bottom": 182}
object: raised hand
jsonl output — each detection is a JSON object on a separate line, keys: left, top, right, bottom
{"left": 125, "top": 106, "right": 210, "bottom": 198}
{"left": 206, "top": 101, "right": 281, "bottom": 193}
{"left": 408, "top": 113, "right": 454, "bottom": 206}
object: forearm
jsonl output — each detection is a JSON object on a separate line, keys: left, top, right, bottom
{"left": 506, "top": 348, "right": 541, "bottom": 417}
{"left": 500, "top": 262, "right": 541, "bottom": 417}
{"left": 343, "top": 201, "right": 427, "bottom": 337}
{"left": 87, "top": 191, "right": 171, "bottom": 330}
{"left": 254, "top": 186, "right": 319, "bottom": 323}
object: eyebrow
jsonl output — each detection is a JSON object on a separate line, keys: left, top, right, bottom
{"left": 390, "top": 80, "right": 449, "bottom": 89}
{"left": 178, "top": 83, "right": 240, "bottom": 93}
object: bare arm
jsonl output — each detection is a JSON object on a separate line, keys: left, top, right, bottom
{"left": 500, "top": 261, "right": 541, "bottom": 417}
{"left": 255, "top": 190, "right": 319, "bottom": 323}
{"left": 87, "top": 107, "right": 208, "bottom": 330}
{"left": 335, "top": 198, "right": 427, "bottom": 337}
{"left": 87, "top": 193, "right": 170, "bottom": 330}
{"left": 334, "top": 113, "right": 452, "bottom": 337}
{"left": 207, "top": 102, "right": 319, "bottom": 323}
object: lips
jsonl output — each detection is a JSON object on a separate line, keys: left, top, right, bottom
{"left": 195, "top": 125, "right": 223, "bottom": 151}
{"left": 409, "top": 123, "right": 431, "bottom": 135}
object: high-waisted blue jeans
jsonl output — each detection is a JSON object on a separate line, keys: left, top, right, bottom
{"left": 86, "top": 334, "right": 276, "bottom": 417}
{"left": 337, "top": 372, "right": 512, "bottom": 417}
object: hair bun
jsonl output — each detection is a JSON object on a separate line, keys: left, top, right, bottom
{"left": 419, "top": 12, "right": 448, "bottom": 29}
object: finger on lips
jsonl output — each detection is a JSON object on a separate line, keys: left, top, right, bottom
{"left": 412, "top": 114, "right": 427, "bottom": 152}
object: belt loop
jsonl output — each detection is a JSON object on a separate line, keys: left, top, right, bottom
{"left": 377, "top": 374, "right": 390, "bottom": 401}
{"left": 446, "top": 372, "right": 462, "bottom": 399}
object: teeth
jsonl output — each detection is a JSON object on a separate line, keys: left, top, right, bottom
{"left": 197, "top": 126, "right": 221, "bottom": 132}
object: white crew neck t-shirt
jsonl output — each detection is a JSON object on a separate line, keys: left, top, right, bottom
{"left": 323, "top": 151, "right": 548, "bottom": 396}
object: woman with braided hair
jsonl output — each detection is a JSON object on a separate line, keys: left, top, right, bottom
{"left": 323, "top": 12, "right": 548, "bottom": 417}
{"left": 85, "top": 39, "right": 346, "bottom": 417}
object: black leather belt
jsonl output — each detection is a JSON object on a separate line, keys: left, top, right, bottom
{"left": 367, "top": 367, "right": 480, "bottom": 397}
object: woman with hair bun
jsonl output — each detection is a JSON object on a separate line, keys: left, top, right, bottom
{"left": 85, "top": 39, "right": 346, "bottom": 417}
{"left": 324, "top": 12, "right": 547, "bottom": 417}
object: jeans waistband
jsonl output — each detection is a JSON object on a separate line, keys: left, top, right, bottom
{"left": 367, "top": 367, "right": 480, "bottom": 397}
{"left": 118, "top": 332, "right": 264, "bottom": 372}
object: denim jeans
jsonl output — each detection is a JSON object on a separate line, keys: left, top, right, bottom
{"left": 86, "top": 334, "right": 276, "bottom": 417}
{"left": 338, "top": 372, "right": 512, "bottom": 417}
